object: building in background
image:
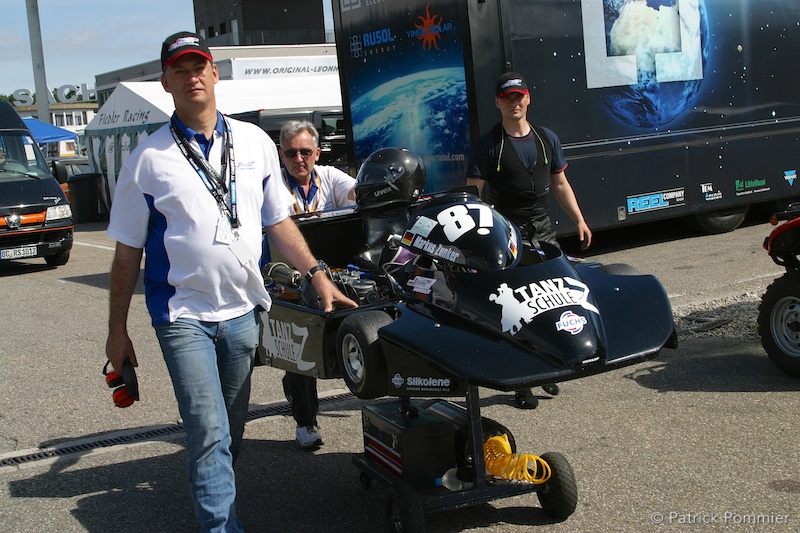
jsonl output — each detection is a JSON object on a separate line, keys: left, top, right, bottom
{"left": 13, "top": 93, "right": 98, "bottom": 157}
{"left": 95, "top": 0, "right": 333, "bottom": 104}
{"left": 196, "top": 0, "right": 329, "bottom": 46}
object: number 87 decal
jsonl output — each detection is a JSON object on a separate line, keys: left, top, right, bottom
{"left": 436, "top": 203, "right": 494, "bottom": 242}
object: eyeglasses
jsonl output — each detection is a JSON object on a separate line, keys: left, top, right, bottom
{"left": 282, "top": 147, "right": 315, "bottom": 158}
{"left": 169, "top": 64, "right": 210, "bottom": 79}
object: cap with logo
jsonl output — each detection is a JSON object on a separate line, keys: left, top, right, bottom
{"left": 161, "top": 31, "right": 212, "bottom": 69}
{"left": 496, "top": 72, "right": 529, "bottom": 98}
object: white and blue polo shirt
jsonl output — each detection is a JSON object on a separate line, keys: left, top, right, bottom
{"left": 108, "top": 113, "right": 292, "bottom": 326}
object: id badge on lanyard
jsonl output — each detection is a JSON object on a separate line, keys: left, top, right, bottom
{"left": 171, "top": 118, "right": 250, "bottom": 264}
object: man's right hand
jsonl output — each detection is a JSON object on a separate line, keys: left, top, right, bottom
{"left": 106, "top": 330, "right": 138, "bottom": 373}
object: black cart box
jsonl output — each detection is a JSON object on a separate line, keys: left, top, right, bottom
{"left": 362, "top": 401, "right": 456, "bottom": 489}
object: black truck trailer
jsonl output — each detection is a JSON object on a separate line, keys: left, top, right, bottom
{"left": 332, "top": 0, "right": 800, "bottom": 235}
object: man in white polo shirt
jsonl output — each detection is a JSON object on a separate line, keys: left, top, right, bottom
{"left": 105, "top": 31, "right": 356, "bottom": 532}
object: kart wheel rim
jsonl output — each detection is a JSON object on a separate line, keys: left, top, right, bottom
{"left": 342, "top": 332, "right": 365, "bottom": 383}
{"left": 770, "top": 296, "right": 800, "bottom": 357}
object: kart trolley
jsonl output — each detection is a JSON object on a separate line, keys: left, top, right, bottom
{"left": 355, "top": 392, "right": 577, "bottom": 531}
{"left": 348, "top": 295, "right": 590, "bottom": 532}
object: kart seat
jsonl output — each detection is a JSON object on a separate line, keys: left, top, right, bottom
{"left": 352, "top": 205, "right": 412, "bottom": 271}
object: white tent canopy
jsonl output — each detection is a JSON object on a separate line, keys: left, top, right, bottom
{"left": 85, "top": 76, "right": 342, "bottom": 208}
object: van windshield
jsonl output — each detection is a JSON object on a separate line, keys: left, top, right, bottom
{"left": 0, "top": 131, "right": 51, "bottom": 179}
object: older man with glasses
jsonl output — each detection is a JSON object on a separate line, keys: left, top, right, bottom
{"left": 277, "top": 119, "right": 356, "bottom": 449}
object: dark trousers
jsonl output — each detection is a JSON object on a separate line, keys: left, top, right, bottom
{"left": 517, "top": 207, "right": 561, "bottom": 250}
{"left": 282, "top": 372, "right": 319, "bottom": 427}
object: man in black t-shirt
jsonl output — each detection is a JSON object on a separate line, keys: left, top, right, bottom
{"left": 466, "top": 72, "right": 592, "bottom": 408}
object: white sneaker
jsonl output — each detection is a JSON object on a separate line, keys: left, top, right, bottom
{"left": 296, "top": 425, "right": 323, "bottom": 449}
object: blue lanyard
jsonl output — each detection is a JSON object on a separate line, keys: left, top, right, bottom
{"left": 170, "top": 115, "right": 239, "bottom": 228}
{"left": 283, "top": 168, "right": 321, "bottom": 214}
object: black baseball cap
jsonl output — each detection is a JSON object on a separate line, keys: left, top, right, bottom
{"left": 161, "top": 31, "right": 212, "bottom": 69}
{"left": 496, "top": 72, "right": 529, "bottom": 98}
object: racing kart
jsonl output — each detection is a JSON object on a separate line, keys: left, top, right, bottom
{"left": 257, "top": 149, "right": 677, "bottom": 530}
{"left": 758, "top": 202, "right": 800, "bottom": 377}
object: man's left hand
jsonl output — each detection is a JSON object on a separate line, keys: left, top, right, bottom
{"left": 311, "top": 272, "right": 359, "bottom": 313}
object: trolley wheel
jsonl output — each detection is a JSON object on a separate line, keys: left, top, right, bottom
{"left": 359, "top": 471, "right": 372, "bottom": 490}
{"left": 386, "top": 481, "right": 425, "bottom": 532}
{"left": 337, "top": 311, "right": 393, "bottom": 399}
{"left": 537, "top": 452, "right": 578, "bottom": 519}
{"left": 542, "top": 383, "right": 560, "bottom": 396}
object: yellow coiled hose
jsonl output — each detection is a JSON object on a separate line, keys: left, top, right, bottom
{"left": 483, "top": 434, "right": 551, "bottom": 484}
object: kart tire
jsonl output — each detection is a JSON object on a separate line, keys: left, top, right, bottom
{"left": 386, "top": 481, "right": 425, "bottom": 533}
{"left": 337, "top": 311, "right": 393, "bottom": 399}
{"left": 757, "top": 274, "right": 800, "bottom": 377}
{"left": 537, "top": 452, "right": 578, "bottom": 520}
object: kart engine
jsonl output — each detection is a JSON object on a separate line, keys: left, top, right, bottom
{"left": 262, "top": 261, "right": 395, "bottom": 307}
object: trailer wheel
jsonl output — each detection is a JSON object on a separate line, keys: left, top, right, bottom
{"left": 537, "top": 452, "right": 578, "bottom": 520}
{"left": 386, "top": 481, "right": 425, "bottom": 532}
{"left": 337, "top": 311, "right": 392, "bottom": 399}
{"left": 758, "top": 274, "right": 800, "bottom": 377}
{"left": 689, "top": 205, "right": 749, "bottom": 234}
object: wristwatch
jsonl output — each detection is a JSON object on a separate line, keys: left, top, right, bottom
{"left": 305, "top": 262, "right": 326, "bottom": 284}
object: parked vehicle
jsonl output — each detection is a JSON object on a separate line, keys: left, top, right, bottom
{"left": 331, "top": 0, "right": 800, "bottom": 236}
{"left": 47, "top": 156, "right": 91, "bottom": 202}
{"left": 758, "top": 203, "right": 800, "bottom": 377}
{"left": 0, "top": 101, "right": 73, "bottom": 267}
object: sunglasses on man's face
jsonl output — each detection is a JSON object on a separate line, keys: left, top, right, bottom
{"left": 282, "top": 147, "right": 315, "bottom": 158}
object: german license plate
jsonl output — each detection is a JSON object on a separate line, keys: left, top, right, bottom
{"left": 1, "top": 246, "right": 37, "bottom": 260}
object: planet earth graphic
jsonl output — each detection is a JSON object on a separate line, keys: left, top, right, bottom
{"left": 598, "top": 0, "right": 709, "bottom": 128}
{"left": 350, "top": 67, "right": 471, "bottom": 192}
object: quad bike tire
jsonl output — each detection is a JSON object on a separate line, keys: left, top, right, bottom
{"left": 386, "top": 481, "right": 425, "bottom": 533}
{"left": 757, "top": 273, "right": 800, "bottom": 377}
{"left": 337, "top": 311, "right": 393, "bottom": 399}
{"left": 537, "top": 452, "right": 578, "bottom": 520}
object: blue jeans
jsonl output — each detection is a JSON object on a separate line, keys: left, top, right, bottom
{"left": 155, "top": 308, "right": 259, "bottom": 533}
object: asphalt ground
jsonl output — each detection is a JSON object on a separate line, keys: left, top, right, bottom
{"left": 0, "top": 211, "right": 798, "bottom": 533}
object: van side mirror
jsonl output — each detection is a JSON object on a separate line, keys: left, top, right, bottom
{"left": 51, "top": 160, "right": 68, "bottom": 184}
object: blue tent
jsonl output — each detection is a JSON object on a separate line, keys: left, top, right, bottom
{"left": 22, "top": 117, "right": 77, "bottom": 144}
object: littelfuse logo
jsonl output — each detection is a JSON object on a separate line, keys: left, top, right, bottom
{"left": 581, "top": 0, "right": 703, "bottom": 89}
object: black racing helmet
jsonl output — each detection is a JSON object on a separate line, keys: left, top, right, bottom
{"left": 399, "top": 192, "right": 521, "bottom": 272}
{"left": 355, "top": 148, "right": 426, "bottom": 210}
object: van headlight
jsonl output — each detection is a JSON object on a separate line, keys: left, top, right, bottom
{"left": 46, "top": 204, "right": 73, "bottom": 221}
